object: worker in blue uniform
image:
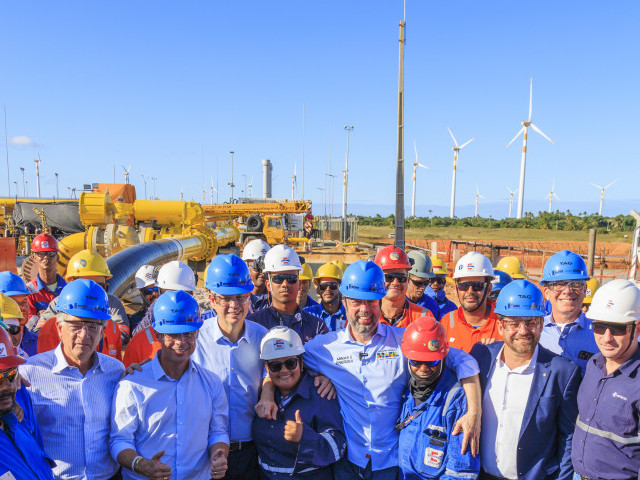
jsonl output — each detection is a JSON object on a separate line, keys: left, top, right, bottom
{"left": 306, "top": 262, "right": 347, "bottom": 331}
{"left": 253, "top": 326, "right": 346, "bottom": 479}
{"left": 398, "top": 316, "right": 480, "bottom": 479}
{"left": 406, "top": 250, "right": 441, "bottom": 320}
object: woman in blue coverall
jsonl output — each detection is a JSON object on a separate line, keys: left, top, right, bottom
{"left": 397, "top": 316, "right": 480, "bottom": 480}
{"left": 252, "top": 326, "right": 346, "bottom": 479}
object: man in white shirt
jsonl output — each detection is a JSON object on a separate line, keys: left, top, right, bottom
{"left": 470, "top": 280, "right": 580, "bottom": 480}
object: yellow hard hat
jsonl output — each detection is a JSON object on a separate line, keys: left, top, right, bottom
{"left": 583, "top": 277, "right": 601, "bottom": 305}
{"left": 494, "top": 256, "right": 527, "bottom": 279}
{"left": 329, "top": 260, "right": 348, "bottom": 274}
{"left": 314, "top": 262, "right": 343, "bottom": 285}
{"left": 430, "top": 256, "right": 448, "bottom": 276}
{"left": 299, "top": 264, "right": 313, "bottom": 281}
{"left": 0, "top": 293, "right": 23, "bottom": 320}
{"left": 66, "top": 249, "right": 112, "bottom": 281}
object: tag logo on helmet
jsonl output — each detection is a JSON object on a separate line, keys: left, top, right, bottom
{"left": 428, "top": 339, "right": 440, "bottom": 351}
{"left": 606, "top": 300, "right": 614, "bottom": 308}
{"left": 171, "top": 308, "right": 185, "bottom": 313}
{"left": 274, "top": 339, "right": 285, "bottom": 349}
{"left": 41, "top": 241, "right": 49, "bottom": 249}
{"left": 78, "top": 259, "right": 87, "bottom": 267}
{"left": 389, "top": 252, "right": 399, "bottom": 261}
{"left": 0, "top": 343, "right": 6, "bottom": 358}
{"left": 560, "top": 262, "right": 572, "bottom": 266}
{"left": 282, "top": 257, "right": 290, "bottom": 265}
{"left": 85, "top": 295, "right": 98, "bottom": 300}
{"left": 518, "top": 294, "right": 531, "bottom": 299}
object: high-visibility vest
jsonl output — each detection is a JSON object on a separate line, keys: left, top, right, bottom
{"left": 380, "top": 301, "right": 435, "bottom": 328}
{"left": 442, "top": 306, "right": 502, "bottom": 353}
{"left": 122, "top": 326, "right": 161, "bottom": 368}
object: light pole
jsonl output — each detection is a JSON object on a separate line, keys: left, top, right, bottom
{"left": 151, "top": 177, "right": 157, "bottom": 199}
{"left": 19, "top": 167, "right": 25, "bottom": 197}
{"left": 25, "top": 180, "right": 28, "bottom": 197}
{"left": 12, "top": 181, "right": 17, "bottom": 200}
{"left": 242, "top": 173, "right": 247, "bottom": 199}
{"left": 342, "top": 125, "right": 354, "bottom": 242}
{"left": 141, "top": 174, "right": 148, "bottom": 200}
{"left": 34, "top": 157, "right": 41, "bottom": 198}
{"left": 54, "top": 172, "right": 59, "bottom": 199}
{"left": 228, "top": 151, "right": 235, "bottom": 202}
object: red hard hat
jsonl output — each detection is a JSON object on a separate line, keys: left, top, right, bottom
{"left": 401, "top": 316, "right": 449, "bottom": 361}
{"left": 31, "top": 234, "right": 58, "bottom": 253}
{"left": 0, "top": 328, "right": 26, "bottom": 370}
{"left": 374, "top": 245, "right": 412, "bottom": 271}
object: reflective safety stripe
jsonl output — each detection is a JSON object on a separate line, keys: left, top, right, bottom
{"left": 448, "top": 311, "right": 456, "bottom": 329}
{"left": 144, "top": 326, "right": 154, "bottom": 344}
{"left": 258, "top": 457, "right": 318, "bottom": 474}
{"left": 111, "top": 320, "right": 117, "bottom": 334}
{"left": 445, "top": 468, "right": 478, "bottom": 479}
{"left": 576, "top": 417, "right": 640, "bottom": 445}
{"left": 442, "top": 382, "right": 462, "bottom": 416}
{"left": 118, "top": 324, "right": 130, "bottom": 336}
{"left": 320, "top": 432, "right": 340, "bottom": 461}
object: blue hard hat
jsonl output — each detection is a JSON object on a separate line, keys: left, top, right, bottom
{"left": 339, "top": 260, "right": 386, "bottom": 301}
{"left": 541, "top": 250, "right": 589, "bottom": 283}
{"left": 0, "top": 272, "right": 29, "bottom": 296}
{"left": 492, "top": 270, "right": 513, "bottom": 293}
{"left": 57, "top": 279, "right": 110, "bottom": 321}
{"left": 205, "top": 254, "right": 254, "bottom": 295}
{"left": 494, "top": 279, "right": 546, "bottom": 317}
{"left": 152, "top": 290, "right": 202, "bottom": 334}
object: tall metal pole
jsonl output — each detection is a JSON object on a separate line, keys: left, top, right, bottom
{"left": 516, "top": 125, "right": 529, "bottom": 219}
{"left": 151, "top": 177, "right": 157, "bottom": 199}
{"left": 449, "top": 150, "right": 458, "bottom": 218}
{"left": 411, "top": 162, "right": 417, "bottom": 217}
{"left": 141, "top": 175, "right": 147, "bottom": 200}
{"left": 20, "top": 167, "right": 25, "bottom": 197}
{"left": 3, "top": 106, "right": 9, "bottom": 197}
{"left": 229, "top": 151, "right": 235, "bottom": 202}
{"left": 34, "top": 157, "right": 41, "bottom": 198}
{"left": 302, "top": 104, "right": 305, "bottom": 199}
{"left": 394, "top": 4, "right": 406, "bottom": 249}
{"left": 55, "top": 172, "right": 59, "bottom": 199}
{"left": 342, "top": 126, "right": 354, "bottom": 242}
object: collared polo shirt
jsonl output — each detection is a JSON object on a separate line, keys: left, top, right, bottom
{"left": 247, "top": 306, "right": 329, "bottom": 344}
{"left": 192, "top": 318, "right": 267, "bottom": 442}
{"left": 306, "top": 302, "right": 347, "bottom": 331}
{"left": 572, "top": 348, "right": 640, "bottom": 480}
{"left": 539, "top": 312, "right": 598, "bottom": 373}
{"left": 27, "top": 273, "right": 66, "bottom": 318}
{"left": 111, "top": 355, "right": 229, "bottom": 480}
{"left": 442, "top": 306, "right": 502, "bottom": 353}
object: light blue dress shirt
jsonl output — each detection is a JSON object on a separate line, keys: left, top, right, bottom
{"left": 302, "top": 323, "right": 479, "bottom": 471}
{"left": 539, "top": 312, "right": 598, "bottom": 373}
{"left": 21, "top": 345, "right": 124, "bottom": 480}
{"left": 192, "top": 318, "right": 268, "bottom": 442}
{"left": 110, "top": 354, "right": 229, "bottom": 480}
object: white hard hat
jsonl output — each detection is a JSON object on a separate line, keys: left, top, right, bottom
{"left": 157, "top": 261, "right": 196, "bottom": 291}
{"left": 135, "top": 265, "right": 158, "bottom": 289}
{"left": 242, "top": 239, "right": 271, "bottom": 261}
{"left": 587, "top": 279, "right": 640, "bottom": 324}
{"left": 260, "top": 326, "right": 305, "bottom": 360}
{"left": 263, "top": 244, "right": 302, "bottom": 273}
{"left": 452, "top": 251, "right": 495, "bottom": 279}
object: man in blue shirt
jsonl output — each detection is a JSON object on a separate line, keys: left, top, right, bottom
{"left": 538, "top": 250, "right": 598, "bottom": 373}
{"left": 111, "top": 291, "right": 229, "bottom": 480}
{"left": 243, "top": 238, "right": 271, "bottom": 313}
{"left": 306, "top": 262, "right": 347, "bottom": 331}
{"left": 572, "top": 279, "right": 640, "bottom": 480}
{"left": 406, "top": 250, "right": 441, "bottom": 320}
{"left": 425, "top": 257, "right": 457, "bottom": 317}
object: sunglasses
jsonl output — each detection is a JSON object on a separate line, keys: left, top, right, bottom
{"left": 141, "top": 286, "right": 158, "bottom": 296}
{"left": 408, "top": 359, "right": 441, "bottom": 368}
{"left": 6, "top": 325, "right": 21, "bottom": 336}
{"left": 34, "top": 251, "right": 57, "bottom": 258}
{"left": 318, "top": 282, "right": 340, "bottom": 292}
{"left": 385, "top": 273, "right": 408, "bottom": 284}
{"left": 592, "top": 321, "right": 632, "bottom": 336}
{"left": 457, "top": 281, "right": 486, "bottom": 292}
{"left": 266, "top": 358, "right": 300, "bottom": 372}
{"left": 0, "top": 368, "right": 18, "bottom": 386}
{"left": 501, "top": 318, "right": 540, "bottom": 330}
{"left": 410, "top": 278, "right": 429, "bottom": 288}
{"left": 270, "top": 274, "right": 299, "bottom": 285}
{"left": 546, "top": 281, "right": 586, "bottom": 293}
{"left": 430, "top": 277, "right": 446, "bottom": 285}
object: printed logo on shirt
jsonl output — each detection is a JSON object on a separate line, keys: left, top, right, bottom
{"left": 423, "top": 446, "right": 444, "bottom": 468}
{"left": 612, "top": 392, "right": 628, "bottom": 401}
{"left": 449, "top": 337, "right": 456, "bottom": 343}
{"left": 376, "top": 349, "right": 399, "bottom": 360}
{"left": 335, "top": 355, "right": 354, "bottom": 365}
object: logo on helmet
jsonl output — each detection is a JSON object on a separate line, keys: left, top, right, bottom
{"left": 606, "top": 300, "right": 614, "bottom": 308}
{"left": 466, "top": 263, "right": 474, "bottom": 271}
{"left": 560, "top": 262, "right": 572, "bottom": 266}
{"left": 78, "top": 259, "right": 87, "bottom": 267}
{"left": 0, "top": 343, "right": 6, "bottom": 358}
{"left": 389, "top": 252, "right": 399, "bottom": 261}
{"left": 586, "top": 288, "right": 592, "bottom": 296}
{"left": 41, "top": 241, "right": 49, "bottom": 249}
{"left": 428, "top": 339, "right": 440, "bottom": 351}
{"left": 531, "top": 303, "right": 538, "bottom": 310}
{"left": 145, "top": 273, "right": 153, "bottom": 279}
{"left": 282, "top": 257, "right": 290, "bottom": 265}
{"left": 518, "top": 294, "right": 531, "bottom": 299}
{"left": 274, "top": 339, "right": 285, "bottom": 349}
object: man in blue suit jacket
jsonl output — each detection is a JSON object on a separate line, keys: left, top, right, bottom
{"left": 470, "top": 280, "right": 581, "bottom": 480}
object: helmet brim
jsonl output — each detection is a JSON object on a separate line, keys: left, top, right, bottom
{"left": 57, "top": 307, "right": 111, "bottom": 321}
{"left": 206, "top": 284, "right": 254, "bottom": 295}
{"left": 153, "top": 322, "right": 203, "bottom": 334}
{"left": 0, "top": 356, "right": 27, "bottom": 369}
{"left": 339, "top": 284, "right": 385, "bottom": 301}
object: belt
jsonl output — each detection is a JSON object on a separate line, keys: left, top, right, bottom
{"left": 479, "top": 471, "right": 510, "bottom": 480}
{"left": 229, "top": 440, "right": 254, "bottom": 451}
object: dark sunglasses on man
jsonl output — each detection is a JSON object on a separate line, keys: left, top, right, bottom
{"left": 410, "top": 278, "right": 429, "bottom": 288}
{"left": 34, "top": 251, "right": 57, "bottom": 258}
{"left": 318, "top": 282, "right": 340, "bottom": 292}
{"left": 591, "top": 321, "right": 633, "bottom": 336}
{"left": 6, "top": 325, "right": 21, "bottom": 336}
{"left": 429, "top": 277, "right": 446, "bottom": 285}
{"left": 141, "top": 286, "right": 158, "bottom": 296}
{"left": 456, "top": 281, "right": 487, "bottom": 292}
{"left": 270, "top": 274, "right": 299, "bottom": 285}
{"left": 385, "top": 273, "right": 408, "bottom": 284}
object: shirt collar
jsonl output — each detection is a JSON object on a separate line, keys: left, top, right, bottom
{"left": 211, "top": 318, "right": 250, "bottom": 345}
{"left": 277, "top": 372, "right": 314, "bottom": 402}
{"left": 52, "top": 343, "right": 102, "bottom": 374}
{"left": 495, "top": 344, "right": 539, "bottom": 373}
{"left": 544, "top": 311, "right": 586, "bottom": 328}
{"left": 340, "top": 321, "right": 386, "bottom": 345}
{"left": 150, "top": 352, "right": 197, "bottom": 381}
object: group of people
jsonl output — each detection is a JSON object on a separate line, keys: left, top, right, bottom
{"left": 0, "top": 233, "right": 637, "bottom": 480}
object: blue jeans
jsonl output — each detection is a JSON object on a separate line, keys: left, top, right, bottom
{"left": 333, "top": 457, "right": 398, "bottom": 480}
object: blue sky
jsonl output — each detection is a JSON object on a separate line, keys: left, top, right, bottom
{"left": 1, "top": 1, "right": 638, "bottom": 218}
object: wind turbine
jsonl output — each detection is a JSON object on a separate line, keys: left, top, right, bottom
{"left": 248, "top": 176, "right": 253, "bottom": 199}
{"left": 122, "top": 165, "right": 132, "bottom": 184}
{"left": 411, "top": 139, "right": 429, "bottom": 217}
{"left": 291, "top": 163, "right": 297, "bottom": 200}
{"left": 474, "top": 185, "right": 485, "bottom": 218}
{"left": 448, "top": 127, "right": 474, "bottom": 218}
{"left": 590, "top": 179, "right": 618, "bottom": 215}
{"left": 506, "top": 78, "right": 554, "bottom": 219}
{"left": 507, "top": 187, "right": 518, "bottom": 218}
{"left": 546, "top": 178, "right": 559, "bottom": 213}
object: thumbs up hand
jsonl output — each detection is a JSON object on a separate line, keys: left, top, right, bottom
{"left": 137, "top": 450, "right": 172, "bottom": 479}
{"left": 283, "top": 409, "right": 304, "bottom": 443}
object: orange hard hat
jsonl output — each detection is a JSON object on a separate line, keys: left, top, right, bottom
{"left": 374, "top": 245, "right": 412, "bottom": 271}
{"left": 401, "top": 316, "right": 449, "bottom": 361}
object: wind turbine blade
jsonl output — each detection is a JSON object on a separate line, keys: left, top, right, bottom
{"left": 507, "top": 187, "right": 512, "bottom": 194}
{"left": 413, "top": 139, "right": 419, "bottom": 164}
{"left": 447, "top": 127, "right": 459, "bottom": 147}
{"left": 293, "top": 162, "right": 297, "bottom": 176}
{"left": 459, "top": 138, "right": 475, "bottom": 149}
{"left": 417, "top": 163, "right": 429, "bottom": 170}
{"left": 590, "top": 182, "right": 603, "bottom": 190}
{"left": 604, "top": 179, "right": 619, "bottom": 189}
{"left": 554, "top": 193, "right": 560, "bottom": 200}
{"left": 528, "top": 77, "right": 533, "bottom": 122}
{"left": 479, "top": 195, "right": 485, "bottom": 199}
{"left": 122, "top": 165, "right": 127, "bottom": 172}
{"left": 530, "top": 123, "right": 554, "bottom": 144}
{"left": 506, "top": 127, "right": 525, "bottom": 148}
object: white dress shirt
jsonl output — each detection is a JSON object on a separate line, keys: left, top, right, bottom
{"left": 21, "top": 345, "right": 124, "bottom": 480}
{"left": 480, "top": 345, "right": 538, "bottom": 480}
{"left": 110, "top": 354, "right": 229, "bottom": 480}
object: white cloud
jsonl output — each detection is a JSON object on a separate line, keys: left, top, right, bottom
{"left": 8, "top": 136, "right": 36, "bottom": 147}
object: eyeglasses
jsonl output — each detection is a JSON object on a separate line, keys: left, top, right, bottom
{"left": 34, "top": 251, "right": 57, "bottom": 258}
{"left": 408, "top": 359, "right": 441, "bottom": 368}
{"left": 385, "top": 273, "right": 408, "bottom": 284}
{"left": 500, "top": 318, "right": 540, "bottom": 330}
{"left": 266, "top": 358, "right": 300, "bottom": 372}
{"left": 214, "top": 294, "right": 251, "bottom": 306}
{"left": 592, "top": 321, "right": 632, "bottom": 336}
{"left": 161, "top": 331, "right": 199, "bottom": 341}
{"left": 429, "top": 277, "right": 446, "bottom": 285}
{"left": 64, "top": 321, "right": 104, "bottom": 334}
{"left": 457, "top": 281, "right": 486, "bottom": 292}
{"left": 318, "top": 282, "right": 340, "bottom": 292}
{"left": 270, "top": 274, "right": 299, "bottom": 284}
{"left": 0, "top": 368, "right": 18, "bottom": 386}
{"left": 410, "top": 278, "right": 429, "bottom": 288}
{"left": 546, "top": 281, "right": 586, "bottom": 293}
{"left": 6, "top": 325, "right": 21, "bottom": 336}
{"left": 141, "top": 286, "right": 158, "bottom": 296}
